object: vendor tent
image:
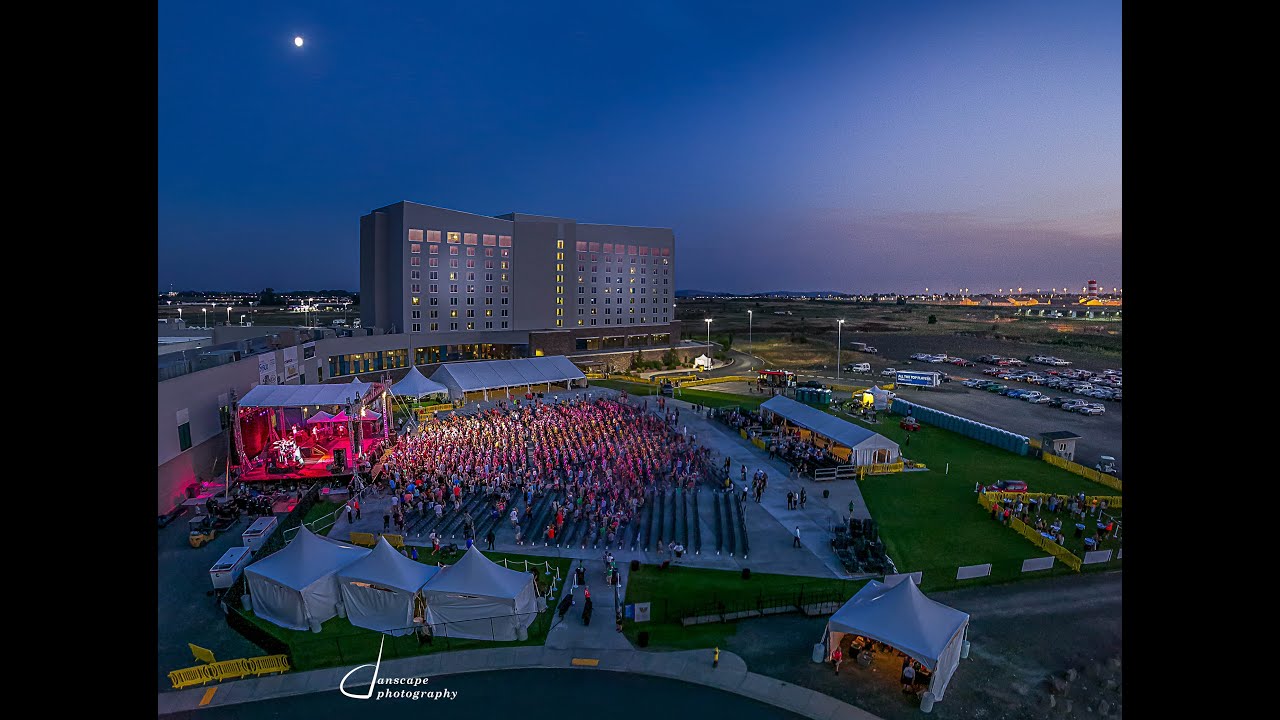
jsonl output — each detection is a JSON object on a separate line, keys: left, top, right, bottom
{"left": 337, "top": 538, "right": 441, "bottom": 635}
{"left": 868, "top": 385, "right": 893, "bottom": 410}
{"left": 421, "top": 546, "right": 539, "bottom": 640}
{"left": 391, "top": 366, "right": 450, "bottom": 400}
{"left": 245, "top": 527, "right": 371, "bottom": 631}
{"left": 693, "top": 354, "right": 713, "bottom": 369}
{"left": 306, "top": 410, "right": 335, "bottom": 424}
{"left": 824, "top": 578, "right": 969, "bottom": 701}
{"left": 761, "top": 395, "right": 900, "bottom": 466}
{"left": 429, "top": 356, "right": 586, "bottom": 400}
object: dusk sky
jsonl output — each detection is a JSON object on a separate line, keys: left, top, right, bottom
{"left": 159, "top": 0, "right": 1121, "bottom": 295}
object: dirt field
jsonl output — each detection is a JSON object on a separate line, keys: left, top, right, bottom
{"left": 722, "top": 571, "right": 1122, "bottom": 720}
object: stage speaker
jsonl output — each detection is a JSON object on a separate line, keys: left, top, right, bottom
{"left": 333, "top": 448, "right": 348, "bottom": 470}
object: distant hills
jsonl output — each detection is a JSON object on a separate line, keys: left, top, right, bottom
{"left": 676, "top": 289, "right": 856, "bottom": 298}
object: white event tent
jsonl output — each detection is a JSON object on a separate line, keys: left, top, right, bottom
{"left": 337, "top": 538, "right": 442, "bottom": 636}
{"left": 422, "top": 546, "right": 539, "bottom": 640}
{"left": 429, "top": 356, "right": 586, "bottom": 401}
{"left": 761, "top": 395, "right": 900, "bottom": 466}
{"left": 824, "top": 578, "right": 970, "bottom": 701}
{"left": 245, "top": 527, "right": 371, "bottom": 631}
{"left": 390, "top": 366, "right": 450, "bottom": 400}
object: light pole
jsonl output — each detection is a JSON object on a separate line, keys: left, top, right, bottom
{"left": 837, "top": 319, "right": 845, "bottom": 381}
{"left": 226, "top": 306, "right": 232, "bottom": 325}
{"left": 177, "top": 308, "right": 182, "bottom": 325}
{"left": 202, "top": 308, "right": 208, "bottom": 328}
{"left": 704, "top": 318, "right": 712, "bottom": 351}
{"left": 240, "top": 314, "right": 246, "bottom": 325}
{"left": 747, "top": 310, "right": 753, "bottom": 364}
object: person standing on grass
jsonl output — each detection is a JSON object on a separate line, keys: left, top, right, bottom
{"left": 832, "top": 646, "right": 843, "bottom": 674}
{"left": 713, "top": 646, "right": 720, "bottom": 668}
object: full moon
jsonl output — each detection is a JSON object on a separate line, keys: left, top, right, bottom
{"left": 294, "top": 36, "right": 304, "bottom": 47}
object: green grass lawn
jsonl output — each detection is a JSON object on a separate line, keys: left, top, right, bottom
{"left": 591, "top": 379, "right": 766, "bottom": 410}
{"left": 845, "top": 414, "right": 1121, "bottom": 590}
{"left": 620, "top": 563, "right": 867, "bottom": 650}
{"left": 241, "top": 550, "right": 571, "bottom": 671}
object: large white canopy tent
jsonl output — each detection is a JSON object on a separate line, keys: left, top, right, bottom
{"left": 761, "top": 395, "right": 900, "bottom": 466}
{"left": 421, "top": 546, "right": 539, "bottom": 640}
{"left": 390, "top": 365, "right": 450, "bottom": 400}
{"left": 239, "top": 383, "right": 370, "bottom": 408}
{"left": 244, "top": 526, "right": 371, "bottom": 631}
{"left": 824, "top": 578, "right": 970, "bottom": 702}
{"left": 337, "top": 538, "right": 442, "bottom": 636}
{"left": 429, "top": 356, "right": 586, "bottom": 401}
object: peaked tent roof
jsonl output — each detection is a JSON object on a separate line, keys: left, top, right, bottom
{"left": 423, "top": 546, "right": 534, "bottom": 599}
{"left": 391, "top": 366, "right": 450, "bottom": 399}
{"left": 338, "top": 537, "right": 440, "bottom": 592}
{"left": 827, "top": 579, "right": 969, "bottom": 671}
{"left": 307, "top": 410, "right": 335, "bottom": 424}
{"left": 246, "top": 526, "right": 370, "bottom": 589}
{"left": 761, "top": 395, "right": 898, "bottom": 451}
{"left": 429, "top": 356, "right": 586, "bottom": 393}
{"left": 240, "top": 383, "right": 369, "bottom": 408}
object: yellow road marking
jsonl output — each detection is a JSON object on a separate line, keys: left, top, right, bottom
{"left": 199, "top": 687, "right": 217, "bottom": 706}
{"left": 571, "top": 658, "right": 600, "bottom": 667}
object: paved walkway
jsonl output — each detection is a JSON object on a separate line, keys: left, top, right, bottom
{"left": 157, "top": 645, "right": 882, "bottom": 720}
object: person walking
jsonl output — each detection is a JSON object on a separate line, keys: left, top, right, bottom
{"left": 354, "top": 499, "right": 361, "bottom": 520}
{"left": 347, "top": 503, "right": 354, "bottom": 525}
{"left": 384, "top": 512, "right": 391, "bottom": 531}
{"left": 799, "top": 488, "right": 807, "bottom": 509}
{"left": 793, "top": 526, "right": 802, "bottom": 548}
{"left": 832, "top": 646, "right": 843, "bottom": 674}
{"left": 713, "top": 646, "right": 720, "bottom": 669}
{"left": 485, "top": 528, "right": 496, "bottom": 551}
{"left": 787, "top": 491, "right": 795, "bottom": 510}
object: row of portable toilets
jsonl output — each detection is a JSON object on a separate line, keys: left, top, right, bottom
{"left": 891, "top": 399, "right": 1030, "bottom": 456}
{"left": 796, "top": 387, "right": 833, "bottom": 405}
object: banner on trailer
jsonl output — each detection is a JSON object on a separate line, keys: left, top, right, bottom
{"left": 258, "top": 354, "right": 278, "bottom": 386}
{"left": 283, "top": 347, "right": 299, "bottom": 380}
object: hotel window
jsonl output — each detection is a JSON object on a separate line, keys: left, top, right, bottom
{"left": 485, "top": 261, "right": 494, "bottom": 269}
{"left": 630, "top": 267, "right": 636, "bottom": 275}
{"left": 501, "top": 308, "right": 509, "bottom": 316}
{"left": 449, "top": 272, "right": 458, "bottom": 281}
{"left": 576, "top": 241, "right": 587, "bottom": 251}
{"left": 412, "top": 310, "right": 421, "bottom": 319}
{"left": 578, "top": 308, "right": 584, "bottom": 315}
{"left": 450, "top": 284, "right": 458, "bottom": 293}
{"left": 450, "top": 246, "right": 459, "bottom": 256}
{"left": 467, "top": 322, "right": 475, "bottom": 330}
{"left": 501, "top": 321, "right": 509, "bottom": 328}
{"left": 430, "top": 310, "right": 438, "bottom": 318}
{"left": 447, "top": 232, "right": 461, "bottom": 244}
{"left": 429, "top": 258, "right": 438, "bottom": 267}
{"left": 427, "top": 230, "right": 441, "bottom": 243}
{"left": 485, "top": 248, "right": 494, "bottom": 258}
{"left": 498, "top": 235, "right": 512, "bottom": 247}
{"left": 409, "top": 228, "right": 424, "bottom": 241}
{"left": 430, "top": 271, "right": 438, "bottom": 280}
{"left": 556, "top": 240, "right": 564, "bottom": 249}
{"left": 449, "top": 298, "right": 458, "bottom": 305}
{"left": 630, "top": 318, "right": 636, "bottom": 323}
{"left": 501, "top": 273, "right": 509, "bottom": 281}
{"left": 467, "top": 309, "right": 474, "bottom": 317}
{"left": 556, "top": 252, "right": 564, "bottom": 260}
{"left": 467, "top": 285, "right": 475, "bottom": 293}
{"left": 412, "top": 323, "right": 421, "bottom": 332}
{"left": 430, "top": 297, "right": 439, "bottom": 306}
{"left": 590, "top": 319, "right": 597, "bottom": 325}
{"left": 466, "top": 297, "right": 475, "bottom": 305}
{"left": 411, "top": 297, "right": 420, "bottom": 305}
{"left": 467, "top": 272, "right": 475, "bottom": 281}
{"left": 429, "top": 245, "right": 439, "bottom": 254}
{"left": 556, "top": 275, "right": 563, "bottom": 283}
{"left": 466, "top": 248, "right": 476, "bottom": 257}
{"left": 485, "top": 309, "right": 492, "bottom": 316}
{"left": 411, "top": 270, "right": 421, "bottom": 279}
{"left": 578, "top": 287, "right": 585, "bottom": 294}
{"left": 430, "top": 323, "right": 439, "bottom": 331}
{"left": 411, "top": 283, "right": 420, "bottom": 293}
{"left": 450, "top": 310, "right": 458, "bottom": 318}
{"left": 450, "top": 322, "right": 458, "bottom": 330}
{"left": 485, "top": 287, "right": 493, "bottom": 295}
{"left": 410, "top": 243, "right": 421, "bottom": 254}
{"left": 464, "top": 233, "right": 477, "bottom": 245}
{"left": 500, "top": 248, "right": 511, "bottom": 257}
{"left": 483, "top": 234, "right": 496, "bottom": 246}
{"left": 500, "top": 261, "right": 509, "bottom": 269}
{"left": 486, "top": 321, "right": 493, "bottom": 328}
{"left": 589, "top": 242, "right": 599, "bottom": 251}
{"left": 410, "top": 257, "right": 420, "bottom": 266}
{"left": 501, "top": 295, "right": 509, "bottom": 303}
{"left": 556, "top": 263, "right": 564, "bottom": 271}
{"left": 555, "top": 319, "right": 563, "bottom": 327}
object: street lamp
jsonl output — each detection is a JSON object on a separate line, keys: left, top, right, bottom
{"left": 704, "top": 318, "right": 712, "bottom": 350}
{"left": 837, "top": 319, "right": 845, "bottom": 381}
{"left": 747, "top": 310, "right": 753, "bottom": 362}
{"left": 202, "top": 308, "right": 207, "bottom": 328}
{"left": 240, "top": 314, "right": 246, "bottom": 325}
{"left": 226, "top": 306, "right": 232, "bottom": 325}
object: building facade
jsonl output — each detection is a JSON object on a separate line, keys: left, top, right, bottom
{"left": 360, "top": 202, "right": 677, "bottom": 343}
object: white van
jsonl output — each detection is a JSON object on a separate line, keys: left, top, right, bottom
{"left": 843, "top": 363, "right": 871, "bottom": 374}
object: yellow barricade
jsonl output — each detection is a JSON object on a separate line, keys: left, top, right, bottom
{"left": 383, "top": 533, "right": 405, "bottom": 550}
{"left": 982, "top": 491, "right": 1122, "bottom": 510}
{"left": 739, "top": 429, "right": 748, "bottom": 439}
{"left": 1042, "top": 453, "right": 1123, "bottom": 492}
{"left": 1010, "top": 517, "right": 1083, "bottom": 571}
{"left": 169, "top": 665, "right": 214, "bottom": 690}
{"left": 1029, "top": 438, "right": 1042, "bottom": 450}
{"left": 189, "top": 642, "right": 216, "bottom": 664}
{"left": 245, "top": 655, "right": 291, "bottom": 677}
{"left": 207, "top": 659, "right": 252, "bottom": 681}
{"left": 349, "top": 532, "right": 377, "bottom": 547}
{"left": 751, "top": 437, "right": 766, "bottom": 449}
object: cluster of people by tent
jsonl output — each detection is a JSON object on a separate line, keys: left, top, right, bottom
{"left": 768, "top": 428, "right": 835, "bottom": 471}
{"left": 244, "top": 528, "right": 540, "bottom": 640}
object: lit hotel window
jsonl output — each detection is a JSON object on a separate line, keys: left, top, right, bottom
{"left": 410, "top": 243, "right": 421, "bottom": 254}
{"left": 447, "top": 232, "right": 461, "bottom": 243}
{"left": 409, "top": 229, "right": 423, "bottom": 242}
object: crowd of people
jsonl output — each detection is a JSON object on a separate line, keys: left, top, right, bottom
{"left": 987, "top": 491, "right": 1119, "bottom": 547}
{"left": 370, "top": 394, "right": 710, "bottom": 546}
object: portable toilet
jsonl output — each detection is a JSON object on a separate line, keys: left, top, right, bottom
{"left": 821, "top": 389, "right": 832, "bottom": 406}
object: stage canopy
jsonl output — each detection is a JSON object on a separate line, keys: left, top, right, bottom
{"left": 391, "top": 366, "right": 450, "bottom": 400}
{"left": 338, "top": 538, "right": 442, "bottom": 636}
{"left": 422, "top": 546, "right": 539, "bottom": 640}
{"left": 245, "top": 527, "right": 371, "bottom": 631}
{"left": 429, "top": 356, "right": 586, "bottom": 399}
{"left": 761, "top": 395, "right": 900, "bottom": 465}
{"left": 307, "top": 410, "right": 335, "bottom": 424}
{"left": 824, "top": 578, "right": 970, "bottom": 701}
{"left": 240, "top": 383, "right": 369, "bottom": 409}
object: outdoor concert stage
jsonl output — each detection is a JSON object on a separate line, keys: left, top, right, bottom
{"left": 237, "top": 436, "right": 383, "bottom": 483}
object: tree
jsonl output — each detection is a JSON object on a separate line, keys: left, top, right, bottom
{"left": 896, "top": 296, "right": 906, "bottom": 305}
{"left": 928, "top": 315, "right": 937, "bottom": 324}
{"left": 722, "top": 332, "right": 734, "bottom": 351}
{"left": 629, "top": 350, "right": 644, "bottom": 372}
{"left": 661, "top": 348, "right": 678, "bottom": 369}
{"left": 258, "top": 287, "right": 281, "bottom": 306}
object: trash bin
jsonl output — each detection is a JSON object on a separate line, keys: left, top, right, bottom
{"left": 920, "top": 691, "right": 936, "bottom": 713}
{"left": 638, "top": 631, "right": 650, "bottom": 648}
{"left": 812, "top": 643, "right": 826, "bottom": 663}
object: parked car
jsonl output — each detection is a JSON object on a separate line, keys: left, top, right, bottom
{"left": 881, "top": 368, "right": 898, "bottom": 377}
{"left": 1047, "top": 397, "right": 1069, "bottom": 407}
{"left": 1061, "top": 399, "right": 1087, "bottom": 411}
{"left": 1002, "top": 388, "right": 1023, "bottom": 397}
{"left": 1028, "top": 396, "right": 1052, "bottom": 404}
{"left": 983, "top": 368, "right": 1003, "bottom": 376}
{"left": 1079, "top": 403, "right": 1106, "bottom": 415}
{"left": 984, "top": 479, "right": 1028, "bottom": 493}
{"left": 962, "top": 379, "right": 984, "bottom": 387}
{"left": 986, "top": 384, "right": 1009, "bottom": 393}
{"left": 977, "top": 355, "right": 997, "bottom": 364}
{"left": 950, "top": 358, "right": 975, "bottom": 367}
{"left": 843, "top": 363, "right": 871, "bottom": 373}
{"left": 1020, "top": 391, "right": 1043, "bottom": 401}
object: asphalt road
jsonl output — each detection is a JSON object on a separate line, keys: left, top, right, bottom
{"left": 159, "top": 668, "right": 806, "bottom": 720}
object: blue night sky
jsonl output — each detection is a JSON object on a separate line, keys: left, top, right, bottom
{"left": 159, "top": 0, "right": 1121, "bottom": 295}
